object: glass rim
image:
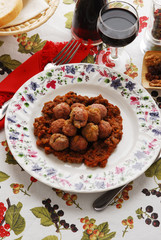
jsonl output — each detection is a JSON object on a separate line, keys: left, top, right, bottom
{"left": 98, "top": 0, "right": 139, "bottom": 33}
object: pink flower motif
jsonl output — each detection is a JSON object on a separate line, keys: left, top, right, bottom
{"left": 60, "top": 179, "right": 72, "bottom": 186}
{"left": 130, "top": 96, "right": 140, "bottom": 105}
{"left": 15, "top": 104, "right": 21, "bottom": 110}
{"left": 144, "top": 111, "right": 148, "bottom": 121}
{"left": 64, "top": 75, "right": 73, "bottom": 78}
{"left": 144, "top": 150, "right": 150, "bottom": 155}
{"left": 148, "top": 139, "right": 157, "bottom": 149}
{"left": 28, "top": 149, "right": 37, "bottom": 157}
{"left": 46, "top": 80, "right": 56, "bottom": 89}
{"left": 61, "top": 66, "right": 65, "bottom": 71}
{"left": 106, "top": 183, "right": 111, "bottom": 187}
{"left": 81, "top": 72, "right": 85, "bottom": 76}
{"left": 115, "top": 167, "right": 125, "bottom": 174}
{"left": 98, "top": 70, "right": 109, "bottom": 77}
{"left": 21, "top": 96, "right": 26, "bottom": 101}
{"left": 111, "top": 76, "right": 117, "bottom": 80}
{"left": 139, "top": 16, "right": 148, "bottom": 33}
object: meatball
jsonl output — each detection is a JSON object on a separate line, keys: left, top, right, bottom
{"left": 90, "top": 103, "right": 107, "bottom": 118}
{"left": 71, "top": 103, "right": 86, "bottom": 109}
{"left": 82, "top": 123, "right": 99, "bottom": 142}
{"left": 70, "top": 135, "right": 88, "bottom": 152}
{"left": 70, "top": 107, "right": 88, "bottom": 128}
{"left": 87, "top": 107, "right": 101, "bottom": 124}
{"left": 98, "top": 120, "right": 112, "bottom": 139}
{"left": 62, "top": 119, "right": 77, "bottom": 137}
{"left": 50, "top": 119, "right": 65, "bottom": 133}
{"left": 49, "top": 133, "right": 69, "bottom": 151}
{"left": 53, "top": 102, "right": 70, "bottom": 119}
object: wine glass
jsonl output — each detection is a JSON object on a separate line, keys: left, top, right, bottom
{"left": 97, "top": 1, "right": 139, "bottom": 70}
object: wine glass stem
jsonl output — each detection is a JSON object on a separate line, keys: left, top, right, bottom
{"left": 111, "top": 47, "right": 118, "bottom": 59}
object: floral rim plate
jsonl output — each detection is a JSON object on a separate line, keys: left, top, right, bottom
{"left": 5, "top": 63, "right": 161, "bottom": 193}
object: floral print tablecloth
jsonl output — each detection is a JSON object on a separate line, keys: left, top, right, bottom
{"left": 0, "top": 0, "right": 161, "bottom": 240}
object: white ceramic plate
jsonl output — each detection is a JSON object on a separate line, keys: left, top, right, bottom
{"left": 5, "top": 63, "right": 161, "bottom": 193}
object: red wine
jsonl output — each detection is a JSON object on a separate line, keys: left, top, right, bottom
{"left": 71, "top": 0, "right": 106, "bottom": 44}
{"left": 97, "top": 8, "right": 139, "bottom": 47}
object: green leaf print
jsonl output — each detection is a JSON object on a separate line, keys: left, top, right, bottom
{"left": 14, "top": 236, "right": 23, "bottom": 240}
{"left": 5, "top": 202, "right": 25, "bottom": 235}
{"left": 42, "top": 236, "right": 58, "bottom": 240}
{"left": 18, "top": 33, "right": 46, "bottom": 54}
{"left": 29, "top": 34, "right": 46, "bottom": 53}
{"left": 97, "top": 222, "right": 110, "bottom": 234}
{"left": 31, "top": 207, "right": 54, "bottom": 226}
{"left": 81, "top": 232, "right": 89, "bottom": 240}
{"left": 64, "top": 11, "right": 73, "bottom": 29}
{"left": 104, "top": 232, "right": 116, "bottom": 239}
{"left": 0, "top": 54, "right": 21, "bottom": 70}
{"left": 0, "top": 171, "right": 10, "bottom": 182}
{"left": 145, "top": 158, "right": 161, "bottom": 180}
{"left": 82, "top": 54, "right": 95, "bottom": 64}
{"left": 5, "top": 151, "right": 17, "bottom": 165}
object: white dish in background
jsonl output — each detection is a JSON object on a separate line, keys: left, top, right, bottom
{"left": 5, "top": 63, "right": 161, "bottom": 193}
{"left": 0, "top": 0, "right": 59, "bottom": 36}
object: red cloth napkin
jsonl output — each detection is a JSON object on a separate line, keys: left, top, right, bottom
{"left": 0, "top": 40, "right": 91, "bottom": 130}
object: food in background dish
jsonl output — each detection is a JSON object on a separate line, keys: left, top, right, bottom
{"left": 33, "top": 91, "right": 123, "bottom": 168}
{"left": 0, "top": 0, "right": 23, "bottom": 27}
{"left": 145, "top": 54, "right": 161, "bottom": 87}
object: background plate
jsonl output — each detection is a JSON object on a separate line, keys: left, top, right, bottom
{"left": 0, "top": 0, "right": 60, "bottom": 36}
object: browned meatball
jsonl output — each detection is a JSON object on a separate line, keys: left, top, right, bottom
{"left": 53, "top": 102, "right": 70, "bottom": 119}
{"left": 90, "top": 103, "right": 107, "bottom": 118}
{"left": 87, "top": 107, "right": 101, "bottom": 124}
{"left": 50, "top": 119, "right": 65, "bottom": 134}
{"left": 71, "top": 103, "right": 86, "bottom": 109}
{"left": 82, "top": 123, "right": 99, "bottom": 142}
{"left": 98, "top": 120, "right": 112, "bottom": 139}
{"left": 70, "top": 107, "right": 88, "bottom": 128}
{"left": 49, "top": 133, "right": 69, "bottom": 151}
{"left": 70, "top": 135, "right": 88, "bottom": 152}
{"left": 62, "top": 119, "right": 77, "bottom": 137}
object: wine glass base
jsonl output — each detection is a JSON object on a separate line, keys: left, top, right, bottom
{"left": 96, "top": 47, "right": 131, "bottom": 72}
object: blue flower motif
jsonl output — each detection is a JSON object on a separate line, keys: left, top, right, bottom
{"left": 46, "top": 168, "right": 57, "bottom": 176}
{"left": 86, "top": 64, "right": 95, "bottom": 73}
{"left": 75, "top": 182, "right": 84, "bottom": 190}
{"left": 125, "top": 81, "right": 136, "bottom": 91}
{"left": 66, "top": 65, "right": 75, "bottom": 74}
{"left": 95, "top": 181, "right": 105, "bottom": 189}
{"left": 135, "top": 150, "right": 147, "bottom": 159}
{"left": 149, "top": 112, "right": 159, "bottom": 120}
{"left": 32, "top": 164, "right": 42, "bottom": 172}
{"left": 29, "top": 81, "right": 40, "bottom": 91}
{"left": 26, "top": 93, "right": 36, "bottom": 103}
{"left": 110, "top": 78, "right": 122, "bottom": 89}
{"left": 7, "top": 115, "right": 17, "bottom": 123}
{"left": 9, "top": 131, "right": 19, "bottom": 140}
{"left": 152, "top": 128, "right": 161, "bottom": 136}
{"left": 132, "top": 162, "right": 144, "bottom": 170}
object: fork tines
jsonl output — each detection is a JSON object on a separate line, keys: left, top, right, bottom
{"left": 53, "top": 39, "right": 81, "bottom": 65}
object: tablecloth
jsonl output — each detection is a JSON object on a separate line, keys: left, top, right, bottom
{"left": 0, "top": 0, "right": 161, "bottom": 240}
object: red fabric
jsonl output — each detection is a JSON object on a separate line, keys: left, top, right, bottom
{"left": 0, "top": 40, "right": 91, "bottom": 130}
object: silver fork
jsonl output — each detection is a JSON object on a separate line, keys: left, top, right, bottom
{"left": 44, "top": 39, "right": 81, "bottom": 70}
{"left": 0, "top": 39, "right": 81, "bottom": 120}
